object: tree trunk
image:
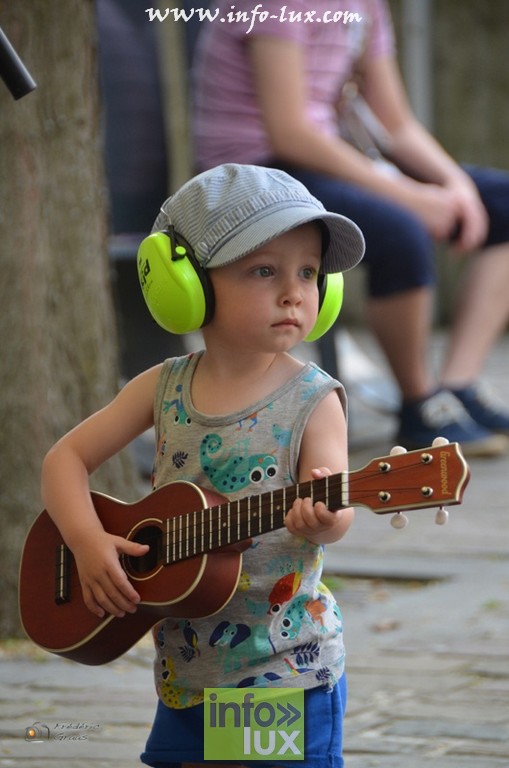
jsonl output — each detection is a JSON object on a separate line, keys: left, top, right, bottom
{"left": 0, "top": 0, "right": 140, "bottom": 637}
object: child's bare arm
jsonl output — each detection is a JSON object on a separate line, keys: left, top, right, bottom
{"left": 41, "top": 366, "right": 161, "bottom": 618}
{"left": 285, "top": 390, "right": 354, "bottom": 544}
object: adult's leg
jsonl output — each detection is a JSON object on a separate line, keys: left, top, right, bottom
{"left": 441, "top": 242, "right": 509, "bottom": 388}
{"left": 366, "top": 286, "right": 434, "bottom": 400}
{"left": 430, "top": 166, "right": 509, "bottom": 439}
{"left": 441, "top": 166, "right": 509, "bottom": 388}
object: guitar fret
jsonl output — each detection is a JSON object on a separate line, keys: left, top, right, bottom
{"left": 247, "top": 496, "right": 251, "bottom": 538}
{"left": 341, "top": 473, "right": 349, "bottom": 507}
{"left": 217, "top": 505, "right": 221, "bottom": 548}
{"left": 209, "top": 507, "right": 213, "bottom": 551}
{"left": 164, "top": 518, "right": 170, "bottom": 564}
{"left": 239, "top": 498, "right": 245, "bottom": 541}
{"left": 172, "top": 516, "right": 176, "bottom": 564}
{"left": 193, "top": 510, "right": 197, "bottom": 556}
{"left": 293, "top": 484, "right": 299, "bottom": 529}
{"left": 185, "top": 514, "right": 189, "bottom": 559}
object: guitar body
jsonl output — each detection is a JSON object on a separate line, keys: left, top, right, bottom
{"left": 19, "top": 482, "right": 248, "bottom": 665}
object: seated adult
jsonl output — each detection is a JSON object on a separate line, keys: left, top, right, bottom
{"left": 192, "top": 0, "right": 509, "bottom": 456}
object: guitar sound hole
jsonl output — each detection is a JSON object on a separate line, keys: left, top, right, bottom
{"left": 126, "top": 525, "right": 162, "bottom": 574}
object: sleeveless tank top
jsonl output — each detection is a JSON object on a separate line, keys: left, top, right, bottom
{"left": 150, "top": 352, "right": 347, "bottom": 708}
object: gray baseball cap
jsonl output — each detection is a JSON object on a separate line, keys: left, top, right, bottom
{"left": 152, "top": 163, "right": 365, "bottom": 273}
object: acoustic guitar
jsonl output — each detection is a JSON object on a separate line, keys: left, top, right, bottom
{"left": 19, "top": 440, "right": 469, "bottom": 665}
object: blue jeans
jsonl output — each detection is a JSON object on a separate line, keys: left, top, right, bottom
{"left": 271, "top": 162, "right": 509, "bottom": 298}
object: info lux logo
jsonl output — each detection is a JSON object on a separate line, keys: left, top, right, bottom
{"left": 204, "top": 688, "right": 304, "bottom": 761}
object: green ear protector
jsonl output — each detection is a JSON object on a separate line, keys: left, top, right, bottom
{"left": 137, "top": 227, "right": 344, "bottom": 341}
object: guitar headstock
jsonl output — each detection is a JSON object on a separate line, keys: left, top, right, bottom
{"left": 348, "top": 438, "right": 470, "bottom": 527}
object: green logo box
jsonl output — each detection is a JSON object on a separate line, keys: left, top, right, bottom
{"left": 204, "top": 687, "right": 305, "bottom": 761}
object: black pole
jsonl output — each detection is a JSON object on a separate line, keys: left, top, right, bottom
{"left": 0, "top": 25, "right": 36, "bottom": 100}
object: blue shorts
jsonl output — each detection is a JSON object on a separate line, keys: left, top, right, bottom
{"left": 140, "top": 676, "right": 347, "bottom": 767}
{"left": 270, "top": 162, "right": 509, "bottom": 298}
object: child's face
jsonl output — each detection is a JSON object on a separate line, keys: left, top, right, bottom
{"left": 207, "top": 222, "right": 322, "bottom": 352}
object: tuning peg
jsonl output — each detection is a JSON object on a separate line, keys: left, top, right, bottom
{"left": 435, "top": 507, "right": 449, "bottom": 525}
{"left": 391, "top": 512, "right": 409, "bottom": 529}
{"left": 432, "top": 436, "right": 450, "bottom": 447}
{"left": 389, "top": 445, "right": 407, "bottom": 456}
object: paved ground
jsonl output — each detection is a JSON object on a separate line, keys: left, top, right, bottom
{"left": 1, "top": 331, "right": 508, "bottom": 767}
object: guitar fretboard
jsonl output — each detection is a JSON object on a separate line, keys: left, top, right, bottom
{"left": 163, "top": 474, "right": 346, "bottom": 565}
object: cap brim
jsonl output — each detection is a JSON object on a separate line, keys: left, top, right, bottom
{"left": 206, "top": 205, "right": 365, "bottom": 273}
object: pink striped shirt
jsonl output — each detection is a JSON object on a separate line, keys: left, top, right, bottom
{"left": 192, "top": 0, "right": 394, "bottom": 170}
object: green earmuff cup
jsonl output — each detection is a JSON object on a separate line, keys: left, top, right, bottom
{"left": 304, "top": 271, "right": 344, "bottom": 342}
{"left": 137, "top": 231, "right": 213, "bottom": 335}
